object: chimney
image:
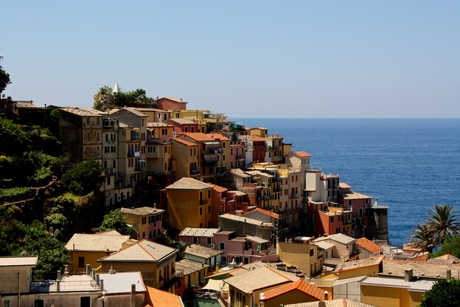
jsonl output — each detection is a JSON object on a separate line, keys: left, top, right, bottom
{"left": 404, "top": 269, "right": 413, "bottom": 282}
{"left": 324, "top": 290, "right": 329, "bottom": 300}
{"left": 56, "top": 269, "right": 61, "bottom": 281}
{"left": 86, "top": 264, "right": 91, "bottom": 276}
{"left": 130, "top": 284, "right": 136, "bottom": 307}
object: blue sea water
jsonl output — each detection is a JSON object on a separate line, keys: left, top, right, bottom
{"left": 231, "top": 118, "right": 460, "bottom": 247}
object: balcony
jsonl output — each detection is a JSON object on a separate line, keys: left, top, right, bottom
{"left": 202, "top": 153, "right": 219, "bottom": 165}
{"left": 200, "top": 199, "right": 208, "bottom": 205}
{"left": 289, "top": 193, "right": 299, "bottom": 199}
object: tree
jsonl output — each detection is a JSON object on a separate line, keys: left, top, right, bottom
{"left": 97, "top": 209, "right": 135, "bottom": 236}
{"left": 93, "top": 85, "right": 156, "bottom": 111}
{"left": 15, "top": 220, "right": 69, "bottom": 280}
{"left": 409, "top": 223, "right": 435, "bottom": 254}
{"left": 0, "top": 67, "right": 11, "bottom": 95}
{"left": 421, "top": 279, "right": 460, "bottom": 307}
{"left": 409, "top": 204, "right": 459, "bottom": 254}
{"left": 430, "top": 235, "right": 460, "bottom": 259}
{"left": 426, "top": 204, "right": 459, "bottom": 246}
{"left": 61, "top": 159, "right": 103, "bottom": 196}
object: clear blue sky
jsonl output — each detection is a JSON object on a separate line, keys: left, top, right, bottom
{"left": 3, "top": 1, "right": 459, "bottom": 118}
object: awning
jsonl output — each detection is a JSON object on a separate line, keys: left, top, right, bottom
{"left": 203, "top": 154, "right": 219, "bottom": 163}
{"left": 200, "top": 279, "right": 228, "bottom": 292}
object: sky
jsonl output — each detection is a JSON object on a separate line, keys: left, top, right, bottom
{"left": 2, "top": 1, "right": 460, "bottom": 118}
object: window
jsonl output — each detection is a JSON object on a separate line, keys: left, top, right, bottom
{"left": 80, "top": 297, "right": 90, "bottom": 307}
{"left": 142, "top": 217, "right": 147, "bottom": 224}
{"left": 222, "top": 142, "right": 226, "bottom": 148}
{"left": 222, "top": 154, "right": 226, "bottom": 161}
{"left": 330, "top": 216, "right": 334, "bottom": 223}
{"left": 78, "top": 256, "right": 85, "bottom": 268}
{"left": 34, "top": 300, "right": 44, "bottom": 307}
{"left": 310, "top": 249, "right": 314, "bottom": 257}
{"left": 3, "top": 300, "right": 10, "bottom": 307}
{"left": 193, "top": 237, "right": 198, "bottom": 244}
{"left": 207, "top": 237, "right": 212, "bottom": 245}
{"left": 219, "top": 242, "right": 225, "bottom": 250}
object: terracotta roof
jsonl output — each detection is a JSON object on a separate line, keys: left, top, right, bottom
{"left": 171, "top": 137, "right": 197, "bottom": 147}
{"left": 244, "top": 207, "right": 279, "bottom": 219}
{"left": 166, "top": 177, "right": 213, "bottom": 190}
{"left": 356, "top": 238, "right": 384, "bottom": 254}
{"left": 144, "top": 286, "right": 183, "bottom": 307}
{"left": 208, "top": 183, "right": 228, "bottom": 193}
{"left": 179, "top": 132, "right": 229, "bottom": 142}
{"left": 294, "top": 151, "right": 311, "bottom": 158}
{"left": 261, "top": 280, "right": 329, "bottom": 301}
{"left": 284, "top": 299, "right": 379, "bottom": 307}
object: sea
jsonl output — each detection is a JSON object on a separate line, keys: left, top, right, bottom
{"left": 231, "top": 118, "right": 460, "bottom": 247}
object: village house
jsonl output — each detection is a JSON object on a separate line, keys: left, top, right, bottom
{"left": 98, "top": 239, "right": 178, "bottom": 291}
{"left": 65, "top": 230, "right": 130, "bottom": 274}
{"left": 120, "top": 206, "right": 164, "bottom": 241}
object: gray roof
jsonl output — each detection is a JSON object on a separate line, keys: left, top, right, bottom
{"left": 219, "top": 213, "right": 273, "bottom": 227}
{"left": 314, "top": 233, "right": 356, "bottom": 245}
{"left": 99, "top": 271, "right": 147, "bottom": 294}
{"left": 185, "top": 244, "right": 223, "bottom": 259}
{"left": 166, "top": 177, "right": 213, "bottom": 190}
{"left": 121, "top": 206, "right": 164, "bottom": 216}
{"left": 99, "top": 239, "right": 177, "bottom": 263}
{"left": 179, "top": 227, "right": 220, "bottom": 237}
{"left": 0, "top": 257, "right": 38, "bottom": 267}
{"left": 224, "top": 266, "right": 291, "bottom": 293}
{"left": 246, "top": 235, "right": 269, "bottom": 244}
{"left": 381, "top": 259, "right": 460, "bottom": 279}
{"left": 176, "top": 259, "right": 209, "bottom": 276}
{"left": 335, "top": 257, "right": 384, "bottom": 272}
{"left": 65, "top": 231, "right": 130, "bottom": 252}
{"left": 360, "top": 276, "right": 434, "bottom": 292}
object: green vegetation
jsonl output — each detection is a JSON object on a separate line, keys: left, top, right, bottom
{"left": 97, "top": 209, "right": 136, "bottom": 236}
{"left": 0, "top": 67, "right": 11, "bottom": 94}
{"left": 61, "top": 159, "right": 104, "bottom": 196}
{"left": 430, "top": 235, "right": 460, "bottom": 259}
{"left": 420, "top": 279, "right": 460, "bottom": 307}
{"left": 409, "top": 204, "right": 459, "bottom": 254}
{"left": 0, "top": 116, "right": 107, "bottom": 280}
{"left": 93, "top": 85, "right": 156, "bottom": 111}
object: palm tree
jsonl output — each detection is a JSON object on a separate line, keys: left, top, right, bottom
{"left": 426, "top": 204, "right": 459, "bottom": 246}
{"left": 409, "top": 223, "right": 435, "bottom": 254}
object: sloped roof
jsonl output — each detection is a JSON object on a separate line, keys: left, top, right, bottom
{"left": 98, "top": 239, "right": 177, "bottom": 263}
{"left": 166, "top": 177, "right": 213, "bottom": 190}
{"left": 179, "top": 132, "right": 229, "bottom": 142}
{"left": 335, "top": 256, "right": 384, "bottom": 272}
{"left": 65, "top": 231, "right": 130, "bottom": 252}
{"left": 179, "top": 227, "right": 220, "bottom": 237}
{"left": 244, "top": 207, "right": 279, "bottom": 219}
{"left": 293, "top": 151, "right": 311, "bottom": 158}
{"left": 121, "top": 206, "right": 164, "bottom": 216}
{"left": 145, "top": 286, "right": 183, "bottom": 307}
{"left": 176, "top": 258, "right": 209, "bottom": 276}
{"left": 317, "top": 233, "right": 356, "bottom": 245}
{"left": 185, "top": 244, "right": 223, "bottom": 259}
{"left": 284, "top": 299, "right": 379, "bottom": 307}
{"left": 60, "top": 107, "right": 103, "bottom": 117}
{"left": 219, "top": 213, "right": 273, "bottom": 227}
{"left": 261, "top": 280, "right": 328, "bottom": 301}
{"left": 172, "top": 138, "right": 197, "bottom": 147}
{"left": 224, "top": 266, "right": 291, "bottom": 293}
{"left": 356, "top": 238, "right": 384, "bottom": 254}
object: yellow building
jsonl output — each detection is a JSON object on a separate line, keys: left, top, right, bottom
{"left": 276, "top": 240, "right": 323, "bottom": 278}
{"left": 65, "top": 230, "right": 130, "bottom": 274}
{"left": 98, "top": 239, "right": 178, "bottom": 290}
{"left": 165, "top": 177, "right": 214, "bottom": 230}
{"left": 332, "top": 256, "right": 384, "bottom": 280}
{"left": 224, "top": 266, "right": 292, "bottom": 307}
{"left": 360, "top": 276, "right": 434, "bottom": 307}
